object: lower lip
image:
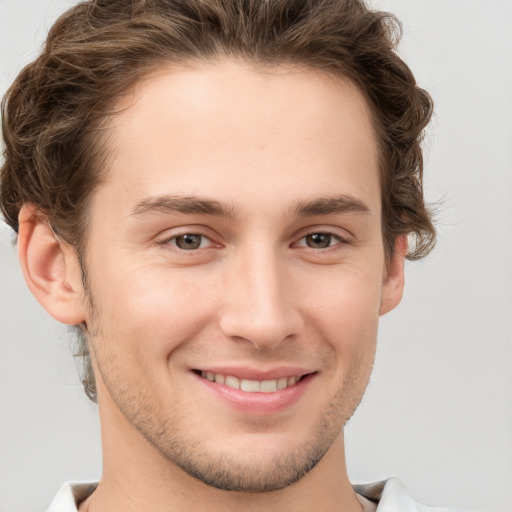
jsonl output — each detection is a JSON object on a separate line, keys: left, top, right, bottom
{"left": 193, "top": 372, "right": 315, "bottom": 414}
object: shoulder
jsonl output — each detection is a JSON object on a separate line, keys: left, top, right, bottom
{"left": 354, "top": 477, "right": 474, "bottom": 512}
{"left": 46, "top": 481, "right": 98, "bottom": 512}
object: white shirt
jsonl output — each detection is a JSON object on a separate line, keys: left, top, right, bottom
{"left": 46, "top": 477, "right": 471, "bottom": 511}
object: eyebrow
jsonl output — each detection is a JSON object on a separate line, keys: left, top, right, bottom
{"left": 293, "top": 195, "right": 371, "bottom": 217}
{"left": 130, "top": 193, "right": 370, "bottom": 219}
{"left": 131, "top": 195, "right": 235, "bottom": 218}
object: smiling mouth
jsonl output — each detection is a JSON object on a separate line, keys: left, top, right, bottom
{"left": 193, "top": 370, "right": 310, "bottom": 393}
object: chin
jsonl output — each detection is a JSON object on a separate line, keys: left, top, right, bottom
{"left": 170, "top": 441, "right": 329, "bottom": 493}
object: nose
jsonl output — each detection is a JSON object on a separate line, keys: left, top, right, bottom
{"left": 218, "top": 246, "right": 304, "bottom": 350}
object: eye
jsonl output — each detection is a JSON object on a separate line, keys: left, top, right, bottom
{"left": 169, "top": 233, "right": 210, "bottom": 250}
{"left": 296, "top": 232, "right": 342, "bottom": 249}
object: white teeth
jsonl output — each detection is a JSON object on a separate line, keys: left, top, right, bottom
{"left": 225, "top": 375, "right": 240, "bottom": 389}
{"left": 259, "top": 379, "right": 278, "bottom": 393}
{"left": 277, "top": 377, "right": 288, "bottom": 390}
{"left": 201, "top": 372, "right": 303, "bottom": 392}
{"left": 241, "top": 379, "right": 260, "bottom": 392}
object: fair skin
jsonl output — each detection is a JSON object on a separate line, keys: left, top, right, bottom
{"left": 18, "top": 59, "right": 406, "bottom": 512}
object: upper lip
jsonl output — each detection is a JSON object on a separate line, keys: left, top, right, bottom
{"left": 192, "top": 366, "right": 316, "bottom": 381}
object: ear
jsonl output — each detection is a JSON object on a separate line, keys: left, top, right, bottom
{"left": 379, "top": 235, "right": 407, "bottom": 316}
{"left": 17, "top": 204, "right": 86, "bottom": 325}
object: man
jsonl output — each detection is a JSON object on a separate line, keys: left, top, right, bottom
{"left": 0, "top": 0, "right": 480, "bottom": 510}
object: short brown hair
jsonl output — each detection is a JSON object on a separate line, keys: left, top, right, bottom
{"left": 0, "top": 0, "right": 435, "bottom": 402}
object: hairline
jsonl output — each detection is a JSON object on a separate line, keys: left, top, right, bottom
{"left": 72, "top": 56, "right": 393, "bottom": 267}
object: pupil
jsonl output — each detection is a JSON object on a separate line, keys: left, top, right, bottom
{"left": 176, "top": 234, "right": 201, "bottom": 250}
{"left": 307, "top": 233, "right": 331, "bottom": 248}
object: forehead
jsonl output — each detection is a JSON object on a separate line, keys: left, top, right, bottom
{"left": 96, "top": 59, "right": 380, "bottom": 218}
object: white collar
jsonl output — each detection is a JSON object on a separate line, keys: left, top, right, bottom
{"left": 47, "top": 477, "right": 471, "bottom": 512}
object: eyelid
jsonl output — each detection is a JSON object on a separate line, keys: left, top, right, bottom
{"left": 292, "top": 226, "right": 351, "bottom": 247}
{"left": 155, "top": 226, "right": 222, "bottom": 251}
{"left": 168, "top": 234, "right": 212, "bottom": 250}
{"left": 295, "top": 232, "right": 343, "bottom": 249}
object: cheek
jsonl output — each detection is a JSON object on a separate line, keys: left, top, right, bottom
{"left": 301, "top": 266, "right": 382, "bottom": 358}
{"left": 87, "top": 264, "right": 221, "bottom": 361}
{"left": 305, "top": 265, "right": 383, "bottom": 324}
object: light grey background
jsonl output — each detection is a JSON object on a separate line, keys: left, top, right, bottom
{"left": 1, "top": 0, "right": 511, "bottom": 511}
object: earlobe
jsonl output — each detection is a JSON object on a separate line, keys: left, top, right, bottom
{"left": 379, "top": 235, "right": 407, "bottom": 316}
{"left": 18, "top": 204, "right": 86, "bottom": 325}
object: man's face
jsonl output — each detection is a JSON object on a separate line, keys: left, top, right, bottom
{"left": 80, "top": 59, "right": 403, "bottom": 491}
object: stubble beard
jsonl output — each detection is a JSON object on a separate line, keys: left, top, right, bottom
{"left": 138, "top": 393, "right": 352, "bottom": 493}
{"left": 92, "top": 339, "right": 371, "bottom": 494}
{"left": 83, "top": 276, "right": 374, "bottom": 493}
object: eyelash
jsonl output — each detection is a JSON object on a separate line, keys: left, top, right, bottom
{"left": 293, "top": 230, "right": 346, "bottom": 250}
{"left": 158, "top": 232, "right": 216, "bottom": 252}
{"left": 157, "top": 229, "right": 347, "bottom": 253}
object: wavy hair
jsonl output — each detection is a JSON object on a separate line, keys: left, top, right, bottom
{"left": 1, "top": 0, "right": 435, "bottom": 401}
